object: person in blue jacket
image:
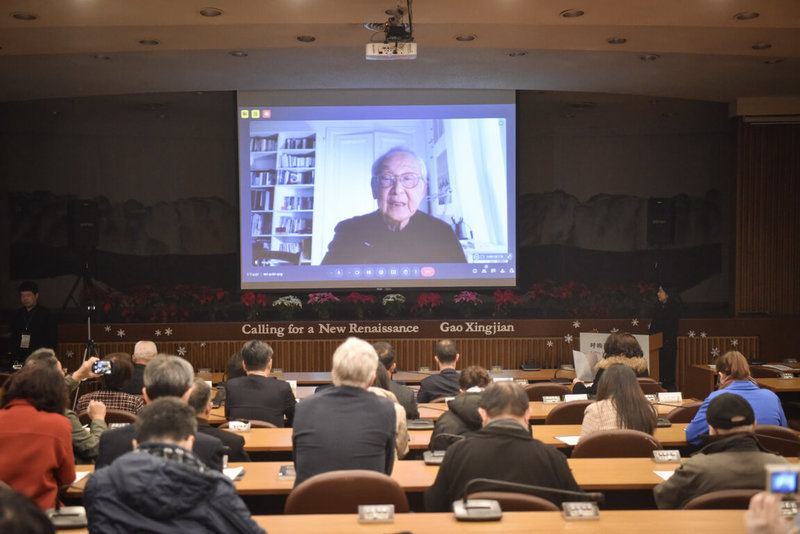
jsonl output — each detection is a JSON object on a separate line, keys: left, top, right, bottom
{"left": 686, "top": 350, "right": 787, "bottom": 445}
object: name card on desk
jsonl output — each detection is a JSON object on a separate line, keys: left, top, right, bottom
{"left": 658, "top": 392, "right": 683, "bottom": 403}
{"left": 780, "top": 373, "right": 795, "bottom": 380}
{"left": 645, "top": 394, "right": 657, "bottom": 402}
{"left": 492, "top": 377, "right": 513, "bottom": 382}
{"left": 565, "top": 394, "right": 588, "bottom": 402}
{"left": 542, "top": 396, "right": 561, "bottom": 404}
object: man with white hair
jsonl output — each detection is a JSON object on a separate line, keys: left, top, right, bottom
{"left": 121, "top": 340, "right": 157, "bottom": 395}
{"left": 291, "top": 337, "right": 396, "bottom": 486}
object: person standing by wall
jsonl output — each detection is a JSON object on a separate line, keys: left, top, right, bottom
{"left": 649, "top": 282, "right": 681, "bottom": 391}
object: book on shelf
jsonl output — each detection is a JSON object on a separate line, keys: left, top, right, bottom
{"left": 275, "top": 216, "right": 312, "bottom": 234}
{"left": 279, "top": 196, "right": 313, "bottom": 211}
{"left": 284, "top": 137, "right": 315, "bottom": 150}
{"left": 251, "top": 170, "right": 277, "bottom": 186}
{"left": 250, "top": 189, "right": 271, "bottom": 211}
{"left": 250, "top": 136, "right": 278, "bottom": 152}
{"left": 251, "top": 213, "right": 263, "bottom": 236}
{"left": 278, "top": 169, "right": 314, "bottom": 184}
{"left": 279, "top": 154, "right": 315, "bottom": 168}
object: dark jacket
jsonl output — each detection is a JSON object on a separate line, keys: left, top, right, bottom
{"left": 96, "top": 424, "right": 224, "bottom": 471}
{"left": 389, "top": 380, "right": 419, "bottom": 420}
{"left": 84, "top": 443, "right": 264, "bottom": 533}
{"left": 424, "top": 418, "right": 583, "bottom": 512}
{"left": 10, "top": 304, "right": 58, "bottom": 361}
{"left": 321, "top": 210, "right": 466, "bottom": 265}
{"left": 429, "top": 391, "right": 482, "bottom": 450}
{"left": 120, "top": 364, "right": 146, "bottom": 395}
{"left": 197, "top": 419, "right": 250, "bottom": 462}
{"left": 417, "top": 368, "right": 461, "bottom": 403}
{"left": 225, "top": 374, "right": 296, "bottom": 427}
{"left": 572, "top": 355, "right": 649, "bottom": 396}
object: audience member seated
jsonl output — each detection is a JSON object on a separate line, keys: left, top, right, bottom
{"left": 76, "top": 352, "right": 145, "bottom": 415}
{"left": 374, "top": 341, "right": 419, "bottom": 420}
{"left": 429, "top": 365, "right": 491, "bottom": 451}
{"left": 572, "top": 332, "right": 649, "bottom": 396}
{"left": 224, "top": 340, "right": 295, "bottom": 427}
{"left": 121, "top": 340, "right": 157, "bottom": 395}
{"left": 0, "top": 482, "right": 56, "bottom": 534}
{"left": 85, "top": 398, "right": 265, "bottom": 533}
{"left": 580, "top": 364, "right": 657, "bottom": 438}
{"left": 686, "top": 351, "right": 787, "bottom": 445}
{"left": 369, "top": 363, "right": 409, "bottom": 459}
{"left": 292, "top": 337, "right": 396, "bottom": 486}
{"left": 24, "top": 349, "right": 108, "bottom": 464}
{"left": 210, "top": 351, "right": 246, "bottom": 407}
{"left": 96, "top": 354, "right": 224, "bottom": 470}
{"left": 0, "top": 365, "right": 75, "bottom": 510}
{"left": 654, "top": 393, "right": 788, "bottom": 509}
{"left": 188, "top": 378, "right": 250, "bottom": 462}
{"left": 424, "top": 381, "right": 583, "bottom": 512}
{"left": 417, "top": 339, "right": 461, "bottom": 403}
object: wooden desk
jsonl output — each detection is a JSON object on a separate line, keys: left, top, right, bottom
{"left": 755, "top": 377, "right": 800, "bottom": 393}
{"left": 271, "top": 369, "right": 572, "bottom": 385}
{"left": 532, "top": 424, "right": 690, "bottom": 448}
{"left": 62, "top": 509, "right": 749, "bottom": 533}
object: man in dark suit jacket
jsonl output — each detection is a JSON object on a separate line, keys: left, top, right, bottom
{"left": 292, "top": 337, "right": 396, "bottom": 486}
{"left": 224, "top": 340, "right": 296, "bottom": 427}
{"left": 120, "top": 340, "right": 157, "bottom": 395}
{"left": 374, "top": 341, "right": 419, "bottom": 420}
{"left": 96, "top": 354, "right": 224, "bottom": 470}
{"left": 189, "top": 378, "right": 250, "bottom": 462}
{"left": 417, "top": 339, "right": 461, "bottom": 403}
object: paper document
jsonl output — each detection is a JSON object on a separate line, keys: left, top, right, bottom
{"left": 555, "top": 435, "right": 580, "bottom": 446}
{"left": 224, "top": 466, "right": 245, "bottom": 481}
{"left": 654, "top": 470, "right": 676, "bottom": 481}
{"left": 74, "top": 471, "right": 91, "bottom": 483}
{"left": 573, "top": 350, "right": 600, "bottom": 382}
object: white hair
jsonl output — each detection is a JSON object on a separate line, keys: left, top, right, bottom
{"left": 134, "top": 340, "right": 158, "bottom": 363}
{"left": 331, "top": 337, "right": 378, "bottom": 388}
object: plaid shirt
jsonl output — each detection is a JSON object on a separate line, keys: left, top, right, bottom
{"left": 76, "top": 390, "right": 145, "bottom": 416}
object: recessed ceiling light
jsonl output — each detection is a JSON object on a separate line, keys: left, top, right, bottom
{"left": 455, "top": 33, "right": 476, "bottom": 42}
{"left": 199, "top": 7, "right": 223, "bottom": 17}
{"left": 10, "top": 12, "right": 37, "bottom": 21}
{"left": 607, "top": 37, "right": 627, "bottom": 45}
{"left": 763, "top": 58, "right": 784, "bottom": 64}
{"left": 91, "top": 54, "right": 112, "bottom": 60}
{"left": 138, "top": 39, "right": 160, "bottom": 46}
{"left": 559, "top": 9, "right": 585, "bottom": 18}
{"left": 752, "top": 42, "right": 772, "bottom": 50}
{"left": 640, "top": 54, "right": 660, "bottom": 61}
{"left": 229, "top": 50, "right": 248, "bottom": 57}
{"left": 733, "top": 11, "right": 759, "bottom": 20}
{"left": 507, "top": 50, "right": 527, "bottom": 57}
{"left": 296, "top": 35, "right": 316, "bottom": 43}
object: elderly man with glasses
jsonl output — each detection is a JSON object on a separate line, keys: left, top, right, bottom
{"left": 321, "top": 146, "right": 466, "bottom": 265}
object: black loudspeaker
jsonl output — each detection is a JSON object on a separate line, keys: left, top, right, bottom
{"left": 647, "top": 198, "right": 674, "bottom": 246}
{"left": 68, "top": 199, "right": 99, "bottom": 251}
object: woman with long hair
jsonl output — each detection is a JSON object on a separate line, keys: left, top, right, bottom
{"left": 580, "top": 364, "right": 657, "bottom": 437}
{"left": 573, "top": 332, "right": 649, "bottom": 396}
{"left": 0, "top": 364, "right": 75, "bottom": 510}
{"left": 369, "top": 362, "right": 409, "bottom": 458}
{"left": 685, "top": 351, "right": 787, "bottom": 445}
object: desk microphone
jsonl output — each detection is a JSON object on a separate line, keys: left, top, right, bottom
{"left": 429, "top": 433, "right": 465, "bottom": 451}
{"left": 452, "top": 477, "right": 603, "bottom": 521}
{"left": 46, "top": 483, "right": 88, "bottom": 528}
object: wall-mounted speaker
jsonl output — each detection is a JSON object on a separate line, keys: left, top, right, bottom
{"left": 647, "top": 198, "right": 674, "bottom": 246}
{"left": 67, "top": 199, "right": 99, "bottom": 251}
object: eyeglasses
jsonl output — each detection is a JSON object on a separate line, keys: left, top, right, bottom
{"left": 375, "top": 173, "right": 423, "bottom": 189}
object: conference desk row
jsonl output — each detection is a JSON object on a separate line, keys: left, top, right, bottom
{"left": 62, "top": 510, "right": 751, "bottom": 534}
{"left": 267, "top": 369, "right": 574, "bottom": 385}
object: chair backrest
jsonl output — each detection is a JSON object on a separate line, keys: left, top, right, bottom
{"left": 750, "top": 366, "right": 784, "bottom": 378}
{"left": 754, "top": 425, "right": 800, "bottom": 456}
{"left": 571, "top": 429, "right": 663, "bottom": 458}
{"left": 683, "top": 488, "right": 761, "bottom": 509}
{"left": 219, "top": 419, "right": 277, "bottom": 429}
{"left": 637, "top": 377, "right": 667, "bottom": 394}
{"left": 77, "top": 409, "right": 137, "bottom": 426}
{"left": 284, "top": 470, "right": 409, "bottom": 514}
{"left": 544, "top": 400, "right": 594, "bottom": 425}
{"left": 524, "top": 383, "right": 571, "bottom": 402}
{"left": 466, "top": 491, "right": 559, "bottom": 511}
{"left": 665, "top": 401, "right": 703, "bottom": 423}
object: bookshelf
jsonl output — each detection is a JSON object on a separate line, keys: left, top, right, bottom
{"left": 250, "top": 132, "right": 316, "bottom": 265}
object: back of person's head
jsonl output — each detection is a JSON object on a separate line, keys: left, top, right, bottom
{"left": 187, "top": 377, "right": 212, "bottom": 416}
{"left": 241, "top": 340, "right": 273, "bottom": 372}
{"left": 373, "top": 362, "right": 392, "bottom": 391}
{"left": 716, "top": 351, "right": 750, "bottom": 380}
{"left": 604, "top": 332, "right": 643, "bottom": 358}
{"left": 479, "top": 381, "right": 528, "bottom": 419}
{"left": 143, "top": 354, "right": 194, "bottom": 400}
{"left": 226, "top": 352, "right": 246, "bottom": 380}
{"left": 133, "top": 340, "right": 158, "bottom": 364}
{"left": 100, "top": 352, "right": 134, "bottom": 391}
{"left": 23, "top": 348, "right": 59, "bottom": 369}
{"left": 373, "top": 342, "right": 396, "bottom": 371}
{"left": 134, "top": 397, "right": 197, "bottom": 444}
{"left": 459, "top": 365, "right": 491, "bottom": 390}
{"left": 1, "top": 364, "right": 67, "bottom": 413}
{"left": 707, "top": 392, "right": 755, "bottom": 433}
{"left": 0, "top": 483, "right": 54, "bottom": 534}
{"left": 331, "top": 337, "right": 378, "bottom": 388}
{"left": 18, "top": 281, "right": 38, "bottom": 294}
{"left": 435, "top": 339, "right": 458, "bottom": 364}
{"left": 596, "top": 364, "right": 656, "bottom": 434}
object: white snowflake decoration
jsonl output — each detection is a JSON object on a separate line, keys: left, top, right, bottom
{"left": 104, "top": 325, "right": 111, "bottom": 332}
{"left": 711, "top": 347, "right": 720, "bottom": 357}
{"left": 700, "top": 331, "right": 707, "bottom": 338}
{"left": 563, "top": 334, "right": 574, "bottom": 344}
{"left": 631, "top": 318, "right": 639, "bottom": 326}
{"left": 610, "top": 327, "right": 620, "bottom": 333}
{"left": 200, "top": 342, "right": 206, "bottom": 348}
{"left": 177, "top": 346, "right": 187, "bottom": 356}
{"left": 572, "top": 320, "right": 581, "bottom": 329}
{"left": 731, "top": 339, "right": 739, "bottom": 347}
{"left": 116, "top": 329, "right": 126, "bottom": 338}
{"left": 164, "top": 328, "right": 173, "bottom": 336}
{"left": 546, "top": 340, "right": 554, "bottom": 348}
{"left": 66, "top": 350, "right": 74, "bottom": 358}
{"left": 688, "top": 330, "right": 696, "bottom": 338}
{"left": 154, "top": 329, "right": 162, "bottom": 337}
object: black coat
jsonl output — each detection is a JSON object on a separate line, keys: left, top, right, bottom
{"left": 96, "top": 425, "right": 224, "bottom": 471}
{"left": 197, "top": 419, "right": 250, "bottom": 462}
{"left": 389, "top": 380, "right": 419, "bottom": 420}
{"left": 429, "top": 391, "right": 482, "bottom": 450}
{"left": 10, "top": 304, "right": 58, "bottom": 361}
{"left": 224, "top": 374, "right": 296, "bottom": 427}
{"left": 417, "top": 368, "right": 461, "bottom": 403}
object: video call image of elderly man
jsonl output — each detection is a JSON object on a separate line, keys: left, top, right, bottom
{"left": 321, "top": 147, "right": 467, "bottom": 265}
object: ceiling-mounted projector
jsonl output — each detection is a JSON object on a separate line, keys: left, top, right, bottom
{"left": 366, "top": 42, "right": 417, "bottom": 60}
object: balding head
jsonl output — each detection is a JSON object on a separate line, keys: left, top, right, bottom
{"left": 133, "top": 341, "right": 158, "bottom": 365}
